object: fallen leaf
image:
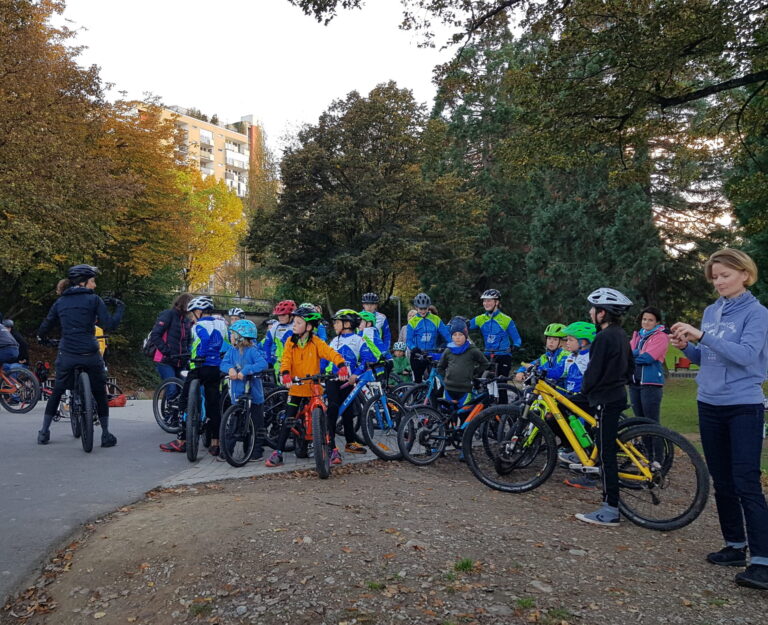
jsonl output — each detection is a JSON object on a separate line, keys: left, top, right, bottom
{"left": 341, "top": 547, "right": 352, "bottom": 553}
{"left": 94, "top": 612, "right": 106, "bottom": 619}
{"left": 382, "top": 553, "right": 396, "bottom": 559}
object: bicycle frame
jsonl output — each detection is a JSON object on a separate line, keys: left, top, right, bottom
{"left": 290, "top": 379, "right": 328, "bottom": 442}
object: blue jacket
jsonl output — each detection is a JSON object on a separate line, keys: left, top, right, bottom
{"left": 469, "top": 311, "right": 521, "bottom": 353}
{"left": 546, "top": 348, "right": 590, "bottom": 395}
{"left": 190, "top": 316, "right": 228, "bottom": 368}
{"left": 325, "top": 332, "right": 376, "bottom": 376}
{"left": 263, "top": 322, "right": 293, "bottom": 366}
{"left": 683, "top": 292, "right": 768, "bottom": 405}
{"left": 406, "top": 313, "right": 451, "bottom": 353}
{"left": 37, "top": 287, "right": 125, "bottom": 355}
{"left": 374, "top": 311, "right": 391, "bottom": 347}
{"left": 360, "top": 327, "right": 392, "bottom": 361}
{"left": 220, "top": 344, "right": 269, "bottom": 404}
{"left": 519, "top": 348, "right": 568, "bottom": 376}
{"left": 630, "top": 326, "right": 669, "bottom": 386}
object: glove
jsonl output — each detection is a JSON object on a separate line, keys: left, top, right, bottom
{"left": 281, "top": 373, "right": 292, "bottom": 386}
{"left": 410, "top": 348, "right": 422, "bottom": 356}
{"left": 337, "top": 366, "right": 350, "bottom": 380}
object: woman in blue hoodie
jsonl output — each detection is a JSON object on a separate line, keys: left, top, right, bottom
{"left": 671, "top": 248, "right": 768, "bottom": 590}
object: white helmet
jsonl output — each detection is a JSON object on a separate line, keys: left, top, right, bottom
{"left": 188, "top": 296, "right": 214, "bottom": 312}
{"left": 587, "top": 288, "right": 632, "bottom": 315}
{"left": 228, "top": 307, "right": 245, "bottom": 318}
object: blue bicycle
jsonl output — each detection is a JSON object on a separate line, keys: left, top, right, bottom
{"left": 401, "top": 352, "right": 444, "bottom": 409}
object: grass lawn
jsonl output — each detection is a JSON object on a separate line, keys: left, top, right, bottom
{"left": 658, "top": 376, "right": 768, "bottom": 473}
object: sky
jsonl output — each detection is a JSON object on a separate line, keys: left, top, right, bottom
{"left": 57, "top": 0, "right": 454, "bottom": 155}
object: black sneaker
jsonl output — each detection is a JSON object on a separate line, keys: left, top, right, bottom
{"left": 37, "top": 430, "right": 50, "bottom": 445}
{"left": 707, "top": 546, "right": 747, "bottom": 567}
{"left": 735, "top": 564, "right": 768, "bottom": 590}
{"left": 101, "top": 432, "right": 117, "bottom": 448}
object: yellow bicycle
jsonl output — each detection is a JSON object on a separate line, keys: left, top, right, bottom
{"left": 462, "top": 366, "right": 710, "bottom": 531}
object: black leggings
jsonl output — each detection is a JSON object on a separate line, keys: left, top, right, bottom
{"left": 326, "top": 379, "right": 354, "bottom": 447}
{"left": 489, "top": 354, "right": 513, "bottom": 403}
{"left": 178, "top": 366, "right": 222, "bottom": 441}
{"left": 597, "top": 400, "right": 624, "bottom": 508}
{"left": 410, "top": 355, "right": 429, "bottom": 383}
{"left": 44, "top": 352, "right": 108, "bottom": 418}
{"left": 276, "top": 398, "right": 302, "bottom": 452}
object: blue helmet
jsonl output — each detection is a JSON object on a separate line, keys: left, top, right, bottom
{"left": 230, "top": 319, "right": 258, "bottom": 340}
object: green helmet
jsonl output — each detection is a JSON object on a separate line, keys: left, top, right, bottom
{"left": 563, "top": 321, "right": 597, "bottom": 343}
{"left": 544, "top": 323, "right": 567, "bottom": 338}
{"left": 333, "top": 308, "right": 360, "bottom": 328}
{"left": 358, "top": 310, "right": 377, "bottom": 324}
{"left": 293, "top": 305, "right": 322, "bottom": 324}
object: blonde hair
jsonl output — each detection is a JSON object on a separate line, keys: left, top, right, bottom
{"left": 704, "top": 249, "right": 758, "bottom": 287}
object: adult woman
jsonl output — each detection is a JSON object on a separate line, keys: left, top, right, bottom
{"left": 148, "top": 293, "right": 193, "bottom": 394}
{"left": 628, "top": 306, "right": 670, "bottom": 425}
{"left": 36, "top": 265, "right": 125, "bottom": 446}
{"left": 398, "top": 309, "right": 417, "bottom": 345}
{"left": 671, "top": 249, "right": 768, "bottom": 590}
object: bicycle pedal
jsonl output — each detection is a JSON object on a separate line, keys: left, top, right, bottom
{"left": 568, "top": 463, "right": 600, "bottom": 474}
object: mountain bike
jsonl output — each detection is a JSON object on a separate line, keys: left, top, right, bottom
{"left": 219, "top": 374, "right": 260, "bottom": 467}
{"left": 0, "top": 364, "right": 40, "bottom": 413}
{"left": 184, "top": 364, "right": 222, "bottom": 462}
{"left": 69, "top": 363, "right": 99, "bottom": 453}
{"left": 462, "top": 366, "right": 710, "bottom": 531}
{"left": 152, "top": 375, "right": 185, "bottom": 433}
{"left": 400, "top": 352, "right": 444, "bottom": 408}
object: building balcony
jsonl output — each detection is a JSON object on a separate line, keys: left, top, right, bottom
{"left": 200, "top": 134, "right": 214, "bottom": 146}
{"left": 226, "top": 157, "right": 248, "bottom": 171}
{"left": 199, "top": 150, "right": 214, "bottom": 161}
{"left": 200, "top": 167, "right": 215, "bottom": 177}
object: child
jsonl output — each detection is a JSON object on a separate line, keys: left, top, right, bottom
{"left": 514, "top": 323, "right": 568, "bottom": 382}
{"left": 437, "top": 317, "right": 489, "bottom": 413}
{"left": 358, "top": 311, "right": 391, "bottom": 361}
{"left": 262, "top": 300, "right": 296, "bottom": 378}
{"left": 361, "top": 292, "right": 391, "bottom": 347}
{"left": 266, "top": 306, "right": 348, "bottom": 467}
{"left": 220, "top": 319, "right": 268, "bottom": 461}
{"left": 575, "top": 288, "right": 634, "bottom": 526}
{"left": 299, "top": 302, "right": 328, "bottom": 341}
{"left": 160, "top": 296, "right": 228, "bottom": 455}
{"left": 325, "top": 309, "right": 376, "bottom": 456}
{"left": 390, "top": 342, "right": 412, "bottom": 384}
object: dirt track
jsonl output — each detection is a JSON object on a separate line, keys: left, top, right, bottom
{"left": 3, "top": 458, "right": 766, "bottom": 625}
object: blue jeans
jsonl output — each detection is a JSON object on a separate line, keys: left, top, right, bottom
{"left": 629, "top": 384, "right": 663, "bottom": 424}
{"left": 156, "top": 363, "right": 183, "bottom": 401}
{"left": 698, "top": 401, "right": 768, "bottom": 564}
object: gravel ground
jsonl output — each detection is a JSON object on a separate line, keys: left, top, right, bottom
{"left": 3, "top": 457, "right": 766, "bottom": 625}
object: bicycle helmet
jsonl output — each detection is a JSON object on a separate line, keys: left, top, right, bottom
{"left": 68, "top": 264, "right": 99, "bottom": 283}
{"left": 480, "top": 289, "right": 501, "bottom": 300}
{"left": 358, "top": 310, "right": 377, "bottom": 325}
{"left": 562, "top": 321, "right": 597, "bottom": 342}
{"left": 361, "top": 292, "right": 379, "bottom": 304}
{"left": 187, "top": 296, "right": 214, "bottom": 312}
{"left": 2, "top": 319, "right": 13, "bottom": 329}
{"left": 272, "top": 300, "right": 296, "bottom": 315}
{"left": 544, "top": 322, "right": 567, "bottom": 338}
{"left": 293, "top": 305, "right": 322, "bottom": 325}
{"left": 230, "top": 319, "right": 258, "bottom": 340}
{"left": 299, "top": 302, "right": 315, "bottom": 310}
{"left": 392, "top": 341, "right": 407, "bottom": 351}
{"left": 333, "top": 308, "right": 360, "bottom": 328}
{"left": 413, "top": 293, "right": 431, "bottom": 308}
{"left": 228, "top": 307, "right": 246, "bottom": 318}
{"left": 587, "top": 288, "right": 632, "bottom": 315}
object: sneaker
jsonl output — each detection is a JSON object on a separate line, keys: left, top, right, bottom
{"left": 707, "top": 545, "right": 747, "bottom": 567}
{"left": 735, "top": 564, "right": 768, "bottom": 590}
{"left": 208, "top": 445, "right": 220, "bottom": 457}
{"left": 575, "top": 503, "right": 620, "bottom": 526}
{"left": 564, "top": 475, "right": 598, "bottom": 490}
{"left": 345, "top": 442, "right": 367, "bottom": 454}
{"left": 249, "top": 448, "right": 264, "bottom": 462}
{"left": 159, "top": 439, "right": 185, "bottom": 452}
{"left": 330, "top": 448, "right": 342, "bottom": 465}
{"left": 37, "top": 430, "right": 50, "bottom": 445}
{"left": 558, "top": 449, "right": 579, "bottom": 466}
{"left": 265, "top": 451, "right": 283, "bottom": 467}
{"left": 101, "top": 432, "right": 117, "bottom": 448}
{"left": 458, "top": 451, "right": 466, "bottom": 462}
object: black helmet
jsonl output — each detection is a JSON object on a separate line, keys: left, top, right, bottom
{"left": 293, "top": 305, "right": 323, "bottom": 325}
{"left": 68, "top": 264, "right": 99, "bottom": 284}
{"left": 332, "top": 308, "right": 360, "bottom": 328}
{"left": 413, "top": 293, "right": 431, "bottom": 308}
{"left": 361, "top": 292, "right": 379, "bottom": 304}
{"left": 481, "top": 289, "right": 501, "bottom": 300}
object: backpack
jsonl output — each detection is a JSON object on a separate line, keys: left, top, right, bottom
{"left": 141, "top": 331, "right": 156, "bottom": 359}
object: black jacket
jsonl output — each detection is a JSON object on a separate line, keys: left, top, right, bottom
{"left": 149, "top": 307, "right": 191, "bottom": 368}
{"left": 10, "top": 329, "right": 28, "bottom": 363}
{"left": 37, "top": 287, "right": 125, "bottom": 355}
{"left": 582, "top": 323, "right": 633, "bottom": 406}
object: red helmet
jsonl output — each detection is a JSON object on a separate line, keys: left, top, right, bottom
{"left": 272, "top": 299, "right": 297, "bottom": 315}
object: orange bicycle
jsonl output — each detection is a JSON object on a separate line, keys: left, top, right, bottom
{"left": 287, "top": 374, "right": 337, "bottom": 479}
{"left": 0, "top": 365, "right": 40, "bottom": 413}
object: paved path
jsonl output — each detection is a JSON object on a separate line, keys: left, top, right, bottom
{"left": 0, "top": 399, "right": 375, "bottom": 602}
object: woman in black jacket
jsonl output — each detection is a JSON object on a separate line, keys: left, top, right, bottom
{"left": 36, "top": 265, "right": 125, "bottom": 446}
{"left": 148, "top": 293, "right": 192, "bottom": 396}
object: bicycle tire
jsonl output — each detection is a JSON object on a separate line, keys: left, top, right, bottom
{"left": 462, "top": 404, "right": 557, "bottom": 493}
{"left": 402, "top": 383, "right": 430, "bottom": 408}
{"left": 263, "top": 389, "right": 295, "bottom": 451}
{"left": 397, "top": 405, "right": 446, "bottom": 466}
{"left": 186, "top": 379, "right": 201, "bottom": 462}
{"left": 312, "top": 406, "right": 331, "bottom": 479}
{"left": 220, "top": 403, "right": 255, "bottom": 467}
{"left": 361, "top": 395, "right": 404, "bottom": 461}
{"left": 69, "top": 394, "right": 81, "bottom": 438}
{"left": 0, "top": 368, "right": 41, "bottom": 413}
{"left": 77, "top": 372, "right": 94, "bottom": 453}
{"left": 616, "top": 424, "right": 709, "bottom": 531}
{"left": 152, "top": 377, "right": 184, "bottom": 433}
{"left": 390, "top": 382, "right": 415, "bottom": 402}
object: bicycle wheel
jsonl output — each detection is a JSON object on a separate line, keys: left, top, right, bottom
{"left": 616, "top": 424, "right": 709, "bottom": 531}
{"left": 186, "top": 379, "right": 201, "bottom": 462}
{"left": 0, "top": 368, "right": 41, "bottom": 413}
{"left": 462, "top": 404, "right": 557, "bottom": 493}
{"left": 397, "top": 405, "right": 446, "bottom": 466}
{"left": 312, "top": 407, "right": 331, "bottom": 479}
{"left": 361, "top": 395, "right": 404, "bottom": 461}
{"left": 77, "top": 372, "right": 94, "bottom": 453}
{"left": 390, "top": 382, "right": 415, "bottom": 402}
{"left": 263, "top": 389, "right": 295, "bottom": 451}
{"left": 219, "top": 403, "right": 255, "bottom": 467}
{"left": 402, "top": 383, "right": 429, "bottom": 408}
{"left": 68, "top": 393, "right": 80, "bottom": 438}
{"left": 152, "top": 378, "right": 184, "bottom": 433}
